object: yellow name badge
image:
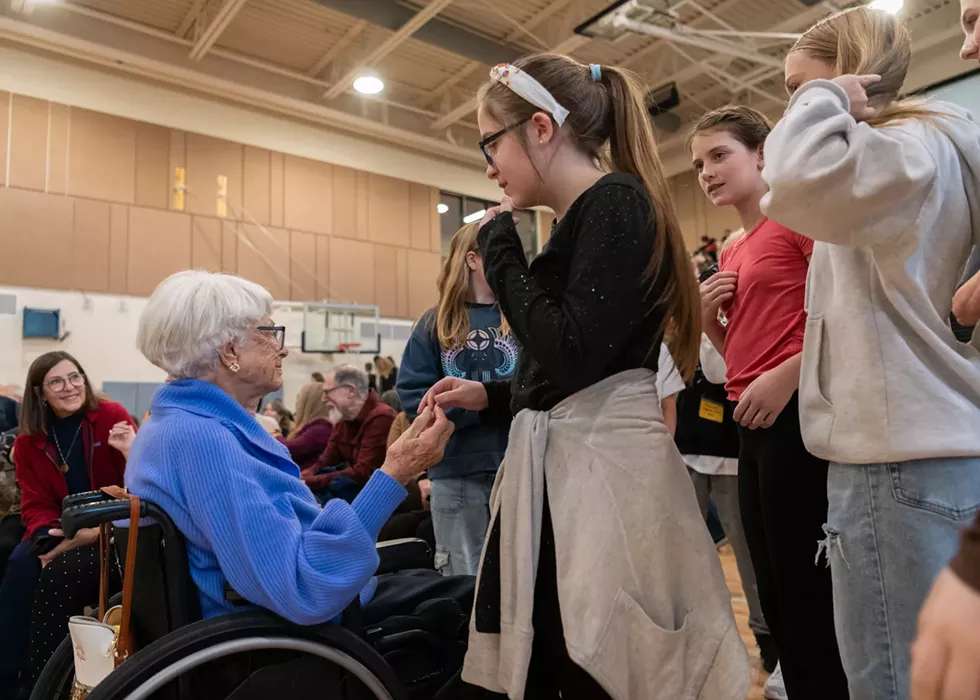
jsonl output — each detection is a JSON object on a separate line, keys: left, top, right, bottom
{"left": 699, "top": 398, "right": 725, "bottom": 423}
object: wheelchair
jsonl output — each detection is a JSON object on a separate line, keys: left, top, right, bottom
{"left": 31, "top": 491, "right": 473, "bottom": 700}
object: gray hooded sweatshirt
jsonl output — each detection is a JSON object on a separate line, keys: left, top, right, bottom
{"left": 761, "top": 79, "right": 980, "bottom": 465}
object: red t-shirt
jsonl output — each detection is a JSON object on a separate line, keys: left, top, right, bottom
{"left": 720, "top": 218, "right": 812, "bottom": 401}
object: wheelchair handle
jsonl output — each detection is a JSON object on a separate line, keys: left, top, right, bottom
{"left": 61, "top": 490, "right": 148, "bottom": 538}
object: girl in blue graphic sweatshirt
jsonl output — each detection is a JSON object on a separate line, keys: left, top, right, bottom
{"left": 397, "top": 223, "right": 517, "bottom": 577}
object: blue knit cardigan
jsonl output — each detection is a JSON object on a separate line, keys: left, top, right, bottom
{"left": 125, "top": 379, "right": 406, "bottom": 624}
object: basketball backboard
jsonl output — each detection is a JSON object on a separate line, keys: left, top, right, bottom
{"left": 301, "top": 302, "right": 381, "bottom": 355}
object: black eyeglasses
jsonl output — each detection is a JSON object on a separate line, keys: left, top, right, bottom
{"left": 479, "top": 117, "right": 531, "bottom": 166}
{"left": 256, "top": 325, "right": 286, "bottom": 350}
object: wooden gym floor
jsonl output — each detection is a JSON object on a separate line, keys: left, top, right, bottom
{"left": 719, "top": 542, "right": 769, "bottom": 699}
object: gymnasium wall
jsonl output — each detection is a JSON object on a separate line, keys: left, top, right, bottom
{"left": 0, "top": 89, "right": 443, "bottom": 320}
{"left": 0, "top": 285, "right": 412, "bottom": 411}
{"left": 670, "top": 170, "right": 742, "bottom": 249}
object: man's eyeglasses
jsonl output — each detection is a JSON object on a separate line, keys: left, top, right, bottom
{"left": 256, "top": 325, "right": 286, "bottom": 350}
{"left": 479, "top": 117, "right": 531, "bottom": 166}
{"left": 45, "top": 373, "right": 85, "bottom": 393}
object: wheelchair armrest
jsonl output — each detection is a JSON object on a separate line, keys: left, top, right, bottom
{"left": 375, "top": 538, "right": 433, "bottom": 576}
{"left": 62, "top": 496, "right": 145, "bottom": 538}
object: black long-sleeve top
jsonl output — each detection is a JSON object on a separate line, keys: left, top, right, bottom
{"left": 477, "top": 172, "right": 668, "bottom": 415}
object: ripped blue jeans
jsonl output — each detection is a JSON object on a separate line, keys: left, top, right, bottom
{"left": 824, "top": 459, "right": 980, "bottom": 700}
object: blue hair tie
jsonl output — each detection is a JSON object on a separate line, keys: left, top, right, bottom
{"left": 590, "top": 64, "right": 602, "bottom": 82}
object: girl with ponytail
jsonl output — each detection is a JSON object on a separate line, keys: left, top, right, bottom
{"left": 762, "top": 6, "right": 980, "bottom": 699}
{"left": 422, "top": 55, "right": 748, "bottom": 699}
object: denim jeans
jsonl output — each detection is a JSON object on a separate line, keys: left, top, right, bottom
{"left": 430, "top": 473, "right": 496, "bottom": 577}
{"left": 825, "top": 458, "right": 980, "bottom": 700}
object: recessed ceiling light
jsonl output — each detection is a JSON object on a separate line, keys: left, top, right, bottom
{"left": 353, "top": 75, "right": 384, "bottom": 95}
{"left": 437, "top": 203, "right": 449, "bottom": 214}
{"left": 868, "top": 0, "right": 903, "bottom": 14}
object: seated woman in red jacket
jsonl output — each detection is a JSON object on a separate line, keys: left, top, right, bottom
{"left": 0, "top": 351, "right": 135, "bottom": 699}
{"left": 278, "top": 382, "right": 335, "bottom": 470}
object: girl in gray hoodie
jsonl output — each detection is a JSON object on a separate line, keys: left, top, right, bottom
{"left": 761, "top": 7, "right": 980, "bottom": 699}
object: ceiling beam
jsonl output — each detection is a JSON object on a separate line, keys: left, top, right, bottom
{"left": 175, "top": 0, "right": 208, "bottom": 38}
{"left": 306, "top": 19, "right": 368, "bottom": 77}
{"left": 669, "top": 44, "right": 786, "bottom": 105}
{"left": 421, "top": 0, "right": 572, "bottom": 110}
{"left": 189, "top": 0, "right": 247, "bottom": 61}
{"left": 429, "top": 31, "right": 589, "bottom": 130}
{"left": 610, "top": 16, "right": 784, "bottom": 69}
{"left": 322, "top": 0, "right": 456, "bottom": 100}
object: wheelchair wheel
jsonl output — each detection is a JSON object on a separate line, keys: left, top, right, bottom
{"left": 87, "top": 610, "right": 408, "bottom": 700}
{"left": 29, "top": 635, "right": 74, "bottom": 700}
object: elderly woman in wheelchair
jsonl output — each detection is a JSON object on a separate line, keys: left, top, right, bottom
{"left": 33, "top": 270, "right": 475, "bottom": 700}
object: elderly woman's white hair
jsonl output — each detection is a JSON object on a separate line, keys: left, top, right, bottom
{"left": 138, "top": 270, "right": 273, "bottom": 379}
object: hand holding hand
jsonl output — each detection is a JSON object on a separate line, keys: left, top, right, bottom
{"left": 382, "top": 406, "right": 455, "bottom": 485}
{"left": 418, "top": 479, "right": 431, "bottom": 511}
{"left": 831, "top": 74, "right": 882, "bottom": 122}
{"left": 733, "top": 365, "right": 796, "bottom": 429}
{"left": 911, "top": 567, "right": 980, "bottom": 700}
{"left": 39, "top": 527, "right": 99, "bottom": 568}
{"left": 420, "top": 377, "right": 489, "bottom": 414}
{"left": 108, "top": 421, "right": 136, "bottom": 458}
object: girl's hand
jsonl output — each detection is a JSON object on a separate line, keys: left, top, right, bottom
{"left": 734, "top": 364, "right": 796, "bottom": 429}
{"left": 699, "top": 271, "right": 737, "bottom": 326}
{"left": 420, "top": 377, "right": 488, "bottom": 413}
{"left": 38, "top": 527, "right": 99, "bottom": 568}
{"left": 831, "top": 74, "right": 882, "bottom": 122}
{"left": 911, "top": 567, "right": 980, "bottom": 700}
{"left": 479, "top": 196, "right": 519, "bottom": 229}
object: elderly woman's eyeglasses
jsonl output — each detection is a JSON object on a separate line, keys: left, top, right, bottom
{"left": 256, "top": 325, "right": 286, "bottom": 350}
{"left": 45, "top": 373, "right": 85, "bottom": 393}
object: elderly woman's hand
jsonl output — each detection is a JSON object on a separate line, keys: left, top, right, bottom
{"left": 108, "top": 421, "right": 136, "bottom": 459}
{"left": 381, "top": 406, "right": 454, "bottom": 486}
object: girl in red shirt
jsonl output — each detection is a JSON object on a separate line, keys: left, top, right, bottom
{"left": 689, "top": 105, "right": 847, "bottom": 700}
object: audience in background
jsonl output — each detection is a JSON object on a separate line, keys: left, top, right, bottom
{"left": 0, "top": 425, "right": 21, "bottom": 582}
{"left": 375, "top": 356, "right": 398, "bottom": 394}
{"left": 0, "top": 352, "right": 135, "bottom": 698}
{"left": 263, "top": 398, "right": 294, "bottom": 437}
{"left": 380, "top": 390, "right": 402, "bottom": 413}
{"left": 398, "top": 222, "right": 517, "bottom": 577}
{"left": 311, "top": 371, "right": 325, "bottom": 383}
{"left": 365, "top": 363, "right": 378, "bottom": 393}
{"left": 279, "top": 382, "right": 335, "bottom": 470}
{"left": 302, "top": 365, "right": 396, "bottom": 503}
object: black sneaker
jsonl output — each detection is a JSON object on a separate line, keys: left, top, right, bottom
{"left": 756, "top": 633, "right": 778, "bottom": 674}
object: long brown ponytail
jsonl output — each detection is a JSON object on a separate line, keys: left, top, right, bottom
{"left": 478, "top": 54, "right": 701, "bottom": 379}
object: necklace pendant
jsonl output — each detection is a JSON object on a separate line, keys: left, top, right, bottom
{"left": 60, "top": 463, "right": 69, "bottom": 474}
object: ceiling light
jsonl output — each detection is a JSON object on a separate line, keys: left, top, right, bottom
{"left": 868, "top": 0, "right": 903, "bottom": 14}
{"left": 463, "top": 209, "right": 486, "bottom": 224}
{"left": 437, "top": 203, "right": 449, "bottom": 214}
{"left": 353, "top": 75, "right": 384, "bottom": 95}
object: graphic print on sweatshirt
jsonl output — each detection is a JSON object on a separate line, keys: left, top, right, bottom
{"left": 441, "top": 327, "right": 518, "bottom": 382}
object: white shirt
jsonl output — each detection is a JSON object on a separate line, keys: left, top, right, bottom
{"left": 656, "top": 343, "right": 686, "bottom": 400}
{"left": 682, "top": 335, "right": 738, "bottom": 477}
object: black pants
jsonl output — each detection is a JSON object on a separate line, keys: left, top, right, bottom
{"left": 524, "top": 489, "right": 611, "bottom": 699}
{"left": 0, "top": 515, "right": 25, "bottom": 581}
{"left": 738, "top": 394, "right": 848, "bottom": 699}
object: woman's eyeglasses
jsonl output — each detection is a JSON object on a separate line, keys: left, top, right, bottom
{"left": 45, "top": 373, "right": 85, "bottom": 392}
{"left": 479, "top": 117, "right": 530, "bottom": 166}
{"left": 256, "top": 325, "right": 286, "bottom": 350}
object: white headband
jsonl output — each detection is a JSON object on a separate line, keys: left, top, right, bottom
{"left": 489, "top": 64, "right": 569, "bottom": 127}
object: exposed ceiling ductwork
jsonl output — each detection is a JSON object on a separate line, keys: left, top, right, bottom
{"left": 312, "top": 0, "right": 521, "bottom": 66}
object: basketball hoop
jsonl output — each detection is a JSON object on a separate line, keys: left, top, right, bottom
{"left": 337, "top": 342, "right": 362, "bottom": 356}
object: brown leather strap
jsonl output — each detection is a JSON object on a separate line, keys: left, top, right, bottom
{"left": 100, "top": 486, "right": 140, "bottom": 663}
{"left": 98, "top": 522, "right": 110, "bottom": 620}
